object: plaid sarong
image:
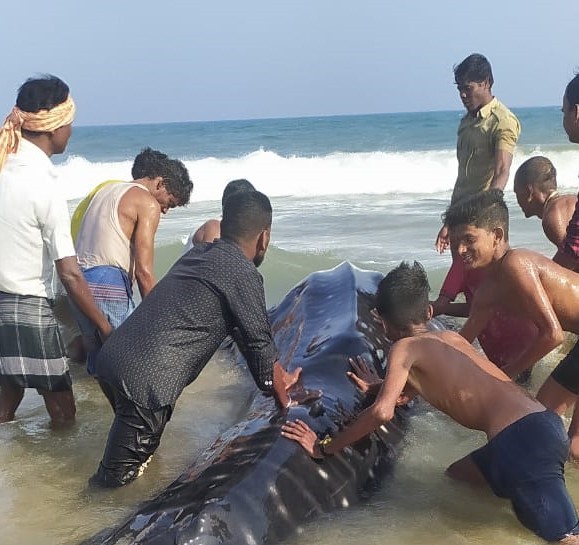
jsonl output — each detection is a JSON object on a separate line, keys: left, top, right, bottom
{"left": 0, "top": 292, "right": 71, "bottom": 391}
{"left": 73, "top": 266, "right": 134, "bottom": 375}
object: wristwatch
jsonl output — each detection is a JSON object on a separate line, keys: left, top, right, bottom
{"left": 318, "top": 435, "right": 333, "bottom": 458}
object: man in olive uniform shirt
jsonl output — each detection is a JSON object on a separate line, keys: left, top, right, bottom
{"left": 435, "top": 53, "right": 520, "bottom": 252}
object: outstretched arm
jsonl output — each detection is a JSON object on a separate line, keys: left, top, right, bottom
{"left": 346, "top": 355, "right": 383, "bottom": 398}
{"left": 431, "top": 295, "right": 469, "bottom": 318}
{"left": 282, "top": 343, "right": 414, "bottom": 457}
{"left": 229, "top": 270, "right": 301, "bottom": 407}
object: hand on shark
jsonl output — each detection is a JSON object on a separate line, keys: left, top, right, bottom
{"left": 347, "top": 355, "right": 383, "bottom": 398}
{"left": 282, "top": 355, "right": 383, "bottom": 459}
{"left": 281, "top": 419, "right": 324, "bottom": 459}
{"left": 348, "top": 355, "right": 416, "bottom": 407}
{"left": 273, "top": 362, "right": 302, "bottom": 408}
{"left": 287, "top": 387, "right": 323, "bottom": 406}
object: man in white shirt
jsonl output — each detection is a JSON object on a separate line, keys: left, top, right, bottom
{"left": 0, "top": 75, "right": 112, "bottom": 426}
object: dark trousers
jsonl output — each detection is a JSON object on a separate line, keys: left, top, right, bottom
{"left": 91, "top": 380, "right": 172, "bottom": 488}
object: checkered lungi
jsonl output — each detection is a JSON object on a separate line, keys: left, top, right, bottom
{"left": 0, "top": 292, "right": 71, "bottom": 391}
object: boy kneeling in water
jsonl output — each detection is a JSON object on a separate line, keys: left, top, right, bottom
{"left": 282, "top": 261, "right": 579, "bottom": 543}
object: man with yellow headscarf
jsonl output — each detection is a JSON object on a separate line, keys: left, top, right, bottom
{"left": 0, "top": 75, "right": 112, "bottom": 427}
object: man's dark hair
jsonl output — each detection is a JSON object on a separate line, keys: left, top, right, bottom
{"left": 16, "top": 74, "right": 69, "bottom": 113}
{"left": 221, "top": 190, "right": 272, "bottom": 242}
{"left": 131, "top": 147, "right": 193, "bottom": 206}
{"left": 514, "top": 156, "right": 557, "bottom": 193}
{"left": 443, "top": 189, "right": 509, "bottom": 238}
{"left": 565, "top": 73, "right": 579, "bottom": 106}
{"left": 221, "top": 178, "right": 256, "bottom": 208}
{"left": 376, "top": 261, "right": 430, "bottom": 330}
{"left": 454, "top": 54, "right": 494, "bottom": 87}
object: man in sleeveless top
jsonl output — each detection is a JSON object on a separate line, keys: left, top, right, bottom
{"left": 514, "top": 156, "right": 577, "bottom": 251}
{"left": 73, "top": 148, "right": 193, "bottom": 374}
{"left": 0, "top": 75, "right": 112, "bottom": 426}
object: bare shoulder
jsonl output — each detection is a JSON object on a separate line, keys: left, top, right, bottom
{"left": 547, "top": 195, "right": 577, "bottom": 218}
{"left": 194, "top": 219, "right": 221, "bottom": 244}
{"left": 129, "top": 185, "right": 156, "bottom": 204}
{"left": 121, "top": 186, "right": 159, "bottom": 215}
{"left": 391, "top": 330, "right": 466, "bottom": 355}
{"left": 201, "top": 219, "right": 220, "bottom": 232}
{"left": 559, "top": 194, "right": 578, "bottom": 213}
{"left": 501, "top": 248, "right": 547, "bottom": 273}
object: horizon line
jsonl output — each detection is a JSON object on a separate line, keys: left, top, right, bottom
{"left": 74, "top": 104, "right": 560, "bottom": 130}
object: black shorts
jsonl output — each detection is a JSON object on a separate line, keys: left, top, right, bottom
{"left": 471, "top": 410, "right": 579, "bottom": 542}
{"left": 550, "top": 339, "right": 579, "bottom": 394}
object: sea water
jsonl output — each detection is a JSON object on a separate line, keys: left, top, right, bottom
{"left": 1, "top": 107, "right": 578, "bottom": 545}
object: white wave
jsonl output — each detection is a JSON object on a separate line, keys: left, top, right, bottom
{"left": 55, "top": 148, "right": 579, "bottom": 202}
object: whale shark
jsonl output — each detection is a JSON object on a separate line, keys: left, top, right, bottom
{"left": 81, "top": 262, "right": 420, "bottom": 545}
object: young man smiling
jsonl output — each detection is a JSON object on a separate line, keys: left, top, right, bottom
{"left": 444, "top": 189, "right": 579, "bottom": 461}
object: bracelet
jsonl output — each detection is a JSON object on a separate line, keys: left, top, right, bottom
{"left": 318, "top": 435, "right": 333, "bottom": 458}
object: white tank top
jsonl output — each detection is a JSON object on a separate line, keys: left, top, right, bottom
{"left": 75, "top": 182, "right": 149, "bottom": 280}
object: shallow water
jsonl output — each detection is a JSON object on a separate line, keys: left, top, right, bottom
{"left": 3, "top": 349, "right": 576, "bottom": 545}
{"left": 3, "top": 191, "right": 578, "bottom": 545}
{"left": 0, "top": 352, "right": 255, "bottom": 545}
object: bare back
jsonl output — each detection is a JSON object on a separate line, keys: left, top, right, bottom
{"left": 543, "top": 194, "right": 577, "bottom": 249}
{"left": 399, "top": 331, "right": 544, "bottom": 439}
{"left": 473, "top": 249, "right": 579, "bottom": 334}
{"left": 193, "top": 219, "right": 221, "bottom": 245}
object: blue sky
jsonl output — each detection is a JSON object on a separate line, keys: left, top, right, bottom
{"left": 2, "top": 0, "right": 576, "bottom": 126}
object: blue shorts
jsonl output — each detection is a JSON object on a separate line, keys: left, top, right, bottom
{"left": 471, "top": 410, "right": 579, "bottom": 541}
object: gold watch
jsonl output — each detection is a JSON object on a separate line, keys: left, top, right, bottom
{"left": 318, "top": 435, "right": 333, "bottom": 458}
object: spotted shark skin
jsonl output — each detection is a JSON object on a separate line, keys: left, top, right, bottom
{"left": 82, "top": 262, "right": 417, "bottom": 545}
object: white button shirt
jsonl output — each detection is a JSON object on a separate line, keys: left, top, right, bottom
{"left": 0, "top": 139, "right": 76, "bottom": 298}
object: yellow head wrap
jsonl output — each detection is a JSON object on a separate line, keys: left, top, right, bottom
{"left": 0, "top": 94, "right": 76, "bottom": 172}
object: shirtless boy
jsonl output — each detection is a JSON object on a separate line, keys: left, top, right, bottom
{"left": 282, "top": 261, "right": 579, "bottom": 543}
{"left": 444, "top": 189, "right": 579, "bottom": 460}
{"left": 184, "top": 178, "right": 255, "bottom": 250}
{"left": 514, "top": 156, "right": 577, "bottom": 251}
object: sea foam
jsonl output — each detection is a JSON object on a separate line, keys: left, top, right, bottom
{"left": 55, "top": 148, "right": 579, "bottom": 202}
